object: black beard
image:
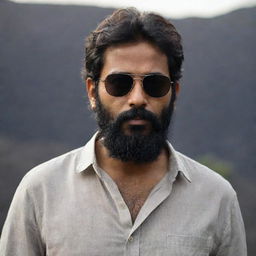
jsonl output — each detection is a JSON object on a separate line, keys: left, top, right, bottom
{"left": 94, "top": 94, "right": 174, "bottom": 163}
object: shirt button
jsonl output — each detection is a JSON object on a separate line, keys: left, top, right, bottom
{"left": 128, "top": 236, "right": 133, "bottom": 242}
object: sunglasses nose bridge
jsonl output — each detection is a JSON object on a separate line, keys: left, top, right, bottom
{"left": 127, "top": 76, "right": 148, "bottom": 107}
{"left": 132, "top": 76, "right": 145, "bottom": 88}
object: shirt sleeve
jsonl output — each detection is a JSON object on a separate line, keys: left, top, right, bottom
{"left": 0, "top": 177, "right": 45, "bottom": 256}
{"left": 216, "top": 194, "right": 247, "bottom": 256}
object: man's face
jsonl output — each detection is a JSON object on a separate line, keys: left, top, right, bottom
{"left": 87, "top": 41, "right": 178, "bottom": 162}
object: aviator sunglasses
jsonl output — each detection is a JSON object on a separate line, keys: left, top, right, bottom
{"left": 100, "top": 73, "right": 174, "bottom": 98}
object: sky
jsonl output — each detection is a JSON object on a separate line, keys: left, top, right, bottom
{"left": 11, "top": 0, "right": 256, "bottom": 18}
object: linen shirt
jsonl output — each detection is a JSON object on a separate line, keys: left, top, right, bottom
{"left": 0, "top": 133, "right": 247, "bottom": 256}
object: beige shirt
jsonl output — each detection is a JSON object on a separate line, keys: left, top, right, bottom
{"left": 0, "top": 133, "right": 247, "bottom": 256}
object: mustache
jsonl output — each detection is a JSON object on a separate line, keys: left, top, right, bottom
{"left": 113, "top": 107, "right": 162, "bottom": 131}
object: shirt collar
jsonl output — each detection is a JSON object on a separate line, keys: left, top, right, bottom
{"left": 166, "top": 141, "right": 192, "bottom": 183}
{"left": 75, "top": 132, "right": 98, "bottom": 173}
{"left": 75, "top": 132, "right": 192, "bottom": 183}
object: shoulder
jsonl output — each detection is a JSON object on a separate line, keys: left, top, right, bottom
{"left": 174, "top": 150, "right": 236, "bottom": 199}
{"left": 19, "top": 146, "right": 84, "bottom": 192}
{"left": 14, "top": 133, "right": 97, "bottom": 200}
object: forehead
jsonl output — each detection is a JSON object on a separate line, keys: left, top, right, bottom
{"left": 101, "top": 41, "right": 169, "bottom": 77}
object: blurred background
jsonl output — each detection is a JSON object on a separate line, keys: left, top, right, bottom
{"left": 0, "top": 0, "right": 255, "bottom": 254}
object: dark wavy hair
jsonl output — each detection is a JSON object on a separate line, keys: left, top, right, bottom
{"left": 83, "top": 8, "right": 184, "bottom": 84}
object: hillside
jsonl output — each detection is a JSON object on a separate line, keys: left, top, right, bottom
{"left": 0, "top": 1, "right": 255, "bottom": 253}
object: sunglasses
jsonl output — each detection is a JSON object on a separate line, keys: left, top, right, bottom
{"left": 100, "top": 73, "right": 173, "bottom": 98}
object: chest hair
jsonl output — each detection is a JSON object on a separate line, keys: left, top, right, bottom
{"left": 117, "top": 183, "right": 154, "bottom": 222}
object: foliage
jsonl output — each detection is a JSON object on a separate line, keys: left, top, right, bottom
{"left": 197, "top": 154, "right": 233, "bottom": 179}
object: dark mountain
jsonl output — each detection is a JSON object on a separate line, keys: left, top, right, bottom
{"left": 0, "top": 1, "right": 255, "bottom": 254}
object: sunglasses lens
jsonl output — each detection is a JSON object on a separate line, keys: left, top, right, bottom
{"left": 144, "top": 75, "right": 171, "bottom": 97}
{"left": 105, "top": 74, "right": 133, "bottom": 97}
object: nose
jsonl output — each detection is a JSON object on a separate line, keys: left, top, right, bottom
{"left": 127, "top": 79, "right": 147, "bottom": 108}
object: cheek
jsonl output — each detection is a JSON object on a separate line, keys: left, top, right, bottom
{"left": 151, "top": 97, "right": 171, "bottom": 115}
{"left": 98, "top": 89, "right": 127, "bottom": 117}
{"left": 98, "top": 85, "right": 113, "bottom": 106}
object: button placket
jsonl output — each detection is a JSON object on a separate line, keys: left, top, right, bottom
{"left": 98, "top": 168, "right": 132, "bottom": 228}
{"left": 125, "top": 231, "right": 139, "bottom": 256}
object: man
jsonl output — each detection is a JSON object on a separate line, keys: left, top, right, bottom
{"left": 0, "top": 8, "right": 246, "bottom": 256}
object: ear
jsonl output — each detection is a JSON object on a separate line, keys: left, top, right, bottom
{"left": 86, "top": 77, "right": 97, "bottom": 110}
{"left": 175, "top": 82, "right": 180, "bottom": 95}
{"left": 172, "top": 82, "right": 180, "bottom": 109}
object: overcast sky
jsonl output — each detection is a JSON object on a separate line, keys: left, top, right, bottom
{"left": 12, "top": 0, "right": 256, "bottom": 18}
